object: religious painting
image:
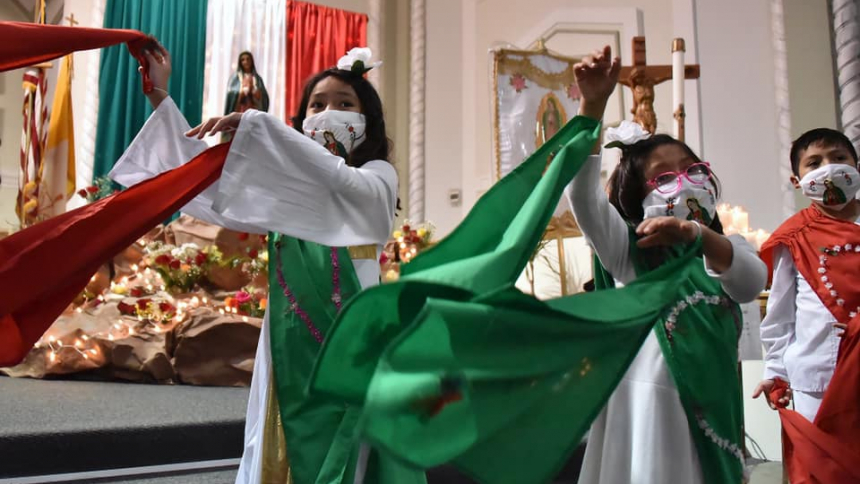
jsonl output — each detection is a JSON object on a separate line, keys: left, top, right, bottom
{"left": 492, "top": 48, "right": 581, "bottom": 181}
{"left": 535, "top": 92, "right": 567, "bottom": 148}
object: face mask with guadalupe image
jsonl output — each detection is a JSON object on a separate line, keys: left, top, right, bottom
{"left": 642, "top": 178, "right": 717, "bottom": 226}
{"left": 302, "top": 110, "right": 366, "bottom": 158}
{"left": 799, "top": 163, "right": 860, "bottom": 211}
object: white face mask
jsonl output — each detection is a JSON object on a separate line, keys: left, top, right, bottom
{"left": 799, "top": 163, "right": 860, "bottom": 211}
{"left": 642, "top": 178, "right": 717, "bottom": 226}
{"left": 302, "top": 110, "right": 366, "bottom": 158}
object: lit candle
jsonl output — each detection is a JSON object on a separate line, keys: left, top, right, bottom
{"left": 672, "top": 38, "right": 685, "bottom": 139}
{"left": 731, "top": 207, "right": 749, "bottom": 233}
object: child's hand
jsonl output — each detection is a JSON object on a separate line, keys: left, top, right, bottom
{"left": 752, "top": 379, "right": 791, "bottom": 409}
{"left": 834, "top": 322, "right": 848, "bottom": 338}
{"left": 139, "top": 40, "right": 171, "bottom": 93}
{"left": 635, "top": 217, "right": 698, "bottom": 248}
{"left": 575, "top": 45, "right": 621, "bottom": 120}
{"left": 186, "top": 112, "right": 243, "bottom": 139}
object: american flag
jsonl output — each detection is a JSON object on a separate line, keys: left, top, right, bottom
{"left": 17, "top": 67, "right": 49, "bottom": 226}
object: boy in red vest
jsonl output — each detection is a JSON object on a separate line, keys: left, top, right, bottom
{"left": 753, "top": 128, "right": 859, "bottom": 421}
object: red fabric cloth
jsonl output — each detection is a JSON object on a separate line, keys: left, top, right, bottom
{"left": 0, "top": 144, "right": 229, "bottom": 367}
{"left": 0, "top": 21, "right": 154, "bottom": 92}
{"left": 760, "top": 205, "right": 860, "bottom": 324}
{"left": 767, "top": 319, "right": 860, "bottom": 483}
{"left": 284, "top": 1, "right": 367, "bottom": 122}
{"left": 762, "top": 206, "right": 860, "bottom": 482}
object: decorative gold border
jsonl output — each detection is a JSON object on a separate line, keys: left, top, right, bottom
{"left": 492, "top": 47, "right": 582, "bottom": 181}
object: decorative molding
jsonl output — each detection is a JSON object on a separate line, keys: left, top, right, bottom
{"left": 367, "top": 0, "right": 383, "bottom": 91}
{"left": 770, "top": 0, "right": 796, "bottom": 219}
{"left": 0, "top": 171, "right": 17, "bottom": 189}
{"left": 408, "top": 0, "right": 426, "bottom": 222}
{"left": 831, "top": 0, "right": 860, "bottom": 148}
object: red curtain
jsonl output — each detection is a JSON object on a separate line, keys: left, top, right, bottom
{"left": 284, "top": 1, "right": 367, "bottom": 122}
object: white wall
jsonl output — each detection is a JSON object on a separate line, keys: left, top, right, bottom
{"left": 696, "top": 0, "right": 784, "bottom": 232}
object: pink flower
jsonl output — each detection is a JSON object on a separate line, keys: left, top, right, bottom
{"left": 235, "top": 291, "right": 252, "bottom": 304}
{"left": 510, "top": 74, "right": 528, "bottom": 93}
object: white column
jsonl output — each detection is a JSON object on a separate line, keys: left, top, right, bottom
{"left": 771, "top": 0, "right": 796, "bottom": 219}
{"left": 408, "top": 0, "right": 426, "bottom": 222}
{"left": 831, "top": 0, "right": 860, "bottom": 150}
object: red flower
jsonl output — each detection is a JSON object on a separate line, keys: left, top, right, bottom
{"left": 77, "top": 189, "right": 88, "bottom": 198}
{"left": 169, "top": 259, "right": 181, "bottom": 269}
{"left": 238, "top": 232, "right": 250, "bottom": 241}
{"left": 86, "top": 186, "right": 99, "bottom": 193}
{"left": 248, "top": 249, "right": 259, "bottom": 259}
{"left": 402, "top": 225, "right": 411, "bottom": 232}
{"left": 130, "top": 287, "right": 143, "bottom": 297}
{"left": 137, "top": 299, "right": 151, "bottom": 310}
{"left": 194, "top": 253, "right": 207, "bottom": 266}
{"left": 235, "top": 291, "right": 252, "bottom": 304}
{"left": 259, "top": 234, "right": 268, "bottom": 244}
{"left": 159, "top": 302, "right": 175, "bottom": 313}
{"left": 348, "top": 126, "right": 354, "bottom": 132}
{"left": 379, "top": 252, "right": 389, "bottom": 265}
{"left": 117, "top": 301, "right": 136, "bottom": 315}
{"left": 155, "top": 254, "right": 171, "bottom": 265}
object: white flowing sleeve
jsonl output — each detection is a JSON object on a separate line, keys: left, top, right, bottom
{"left": 211, "top": 109, "right": 398, "bottom": 246}
{"left": 109, "top": 98, "right": 397, "bottom": 246}
{"left": 760, "top": 246, "right": 796, "bottom": 381}
{"left": 704, "top": 235, "right": 768, "bottom": 304}
{"left": 565, "top": 153, "right": 636, "bottom": 284}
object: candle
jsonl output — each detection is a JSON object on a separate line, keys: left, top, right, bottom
{"left": 754, "top": 229, "right": 771, "bottom": 252}
{"left": 672, "top": 38, "right": 685, "bottom": 139}
{"left": 731, "top": 207, "right": 749, "bottom": 233}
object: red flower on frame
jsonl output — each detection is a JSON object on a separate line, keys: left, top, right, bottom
{"left": 169, "top": 259, "right": 181, "bottom": 269}
{"left": 136, "top": 299, "right": 151, "bottom": 310}
{"left": 510, "top": 74, "right": 528, "bottom": 93}
{"left": 248, "top": 249, "right": 259, "bottom": 259}
{"left": 155, "top": 254, "right": 171, "bottom": 265}
{"left": 77, "top": 189, "right": 88, "bottom": 198}
{"left": 117, "top": 301, "right": 136, "bottom": 315}
{"left": 159, "top": 302, "right": 175, "bottom": 313}
{"left": 86, "top": 186, "right": 99, "bottom": 194}
{"left": 194, "top": 253, "right": 207, "bottom": 266}
{"left": 130, "top": 287, "right": 143, "bottom": 298}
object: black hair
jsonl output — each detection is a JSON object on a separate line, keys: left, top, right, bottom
{"left": 789, "top": 128, "right": 858, "bottom": 177}
{"left": 237, "top": 51, "right": 257, "bottom": 74}
{"left": 291, "top": 68, "right": 391, "bottom": 168}
{"left": 606, "top": 134, "right": 723, "bottom": 269}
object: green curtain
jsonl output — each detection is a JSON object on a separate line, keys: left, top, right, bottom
{"left": 93, "top": 0, "right": 208, "bottom": 181}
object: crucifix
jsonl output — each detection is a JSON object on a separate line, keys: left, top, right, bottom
{"left": 618, "top": 36, "right": 700, "bottom": 141}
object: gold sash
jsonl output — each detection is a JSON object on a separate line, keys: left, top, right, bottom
{"left": 347, "top": 244, "right": 377, "bottom": 260}
{"left": 261, "top": 375, "right": 292, "bottom": 483}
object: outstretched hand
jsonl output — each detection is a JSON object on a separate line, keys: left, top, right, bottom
{"left": 635, "top": 216, "right": 698, "bottom": 249}
{"left": 575, "top": 45, "right": 621, "bottom": 120}
{"left": 139, "top": 40, "right": 171, "bottom": 92}
{"left": 186, "top": 112, "right": 243, "bottom": 139}
{"left": 752, "top": 379, "right": 792, "bottom": 410}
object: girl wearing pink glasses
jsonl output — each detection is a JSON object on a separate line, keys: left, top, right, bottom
{"left": 567, "top": 46, "right": 767, "bottom": 484}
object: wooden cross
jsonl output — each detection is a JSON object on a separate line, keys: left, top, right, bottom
{"left": 65, "top": 13, "right": 79, "bottom": 27}
{"left": 618, "top": 36, "right": 700, "bottom": 136}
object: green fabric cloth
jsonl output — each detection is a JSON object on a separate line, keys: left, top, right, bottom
{"left": 310, "top": 114, "right": 743, "bottom": 484}
{"left": 595, "top": 235, "right": 745, "bottom": 484}
{"left": 93, "top": 0, "right": 208, "bottom": 182}
{"left": 268, "top": 235, "right": 426, "bottom": 484}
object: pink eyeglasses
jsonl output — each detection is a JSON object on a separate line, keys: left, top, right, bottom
{"left": 646, "top": 162, "right": 712, "bottom": 194}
